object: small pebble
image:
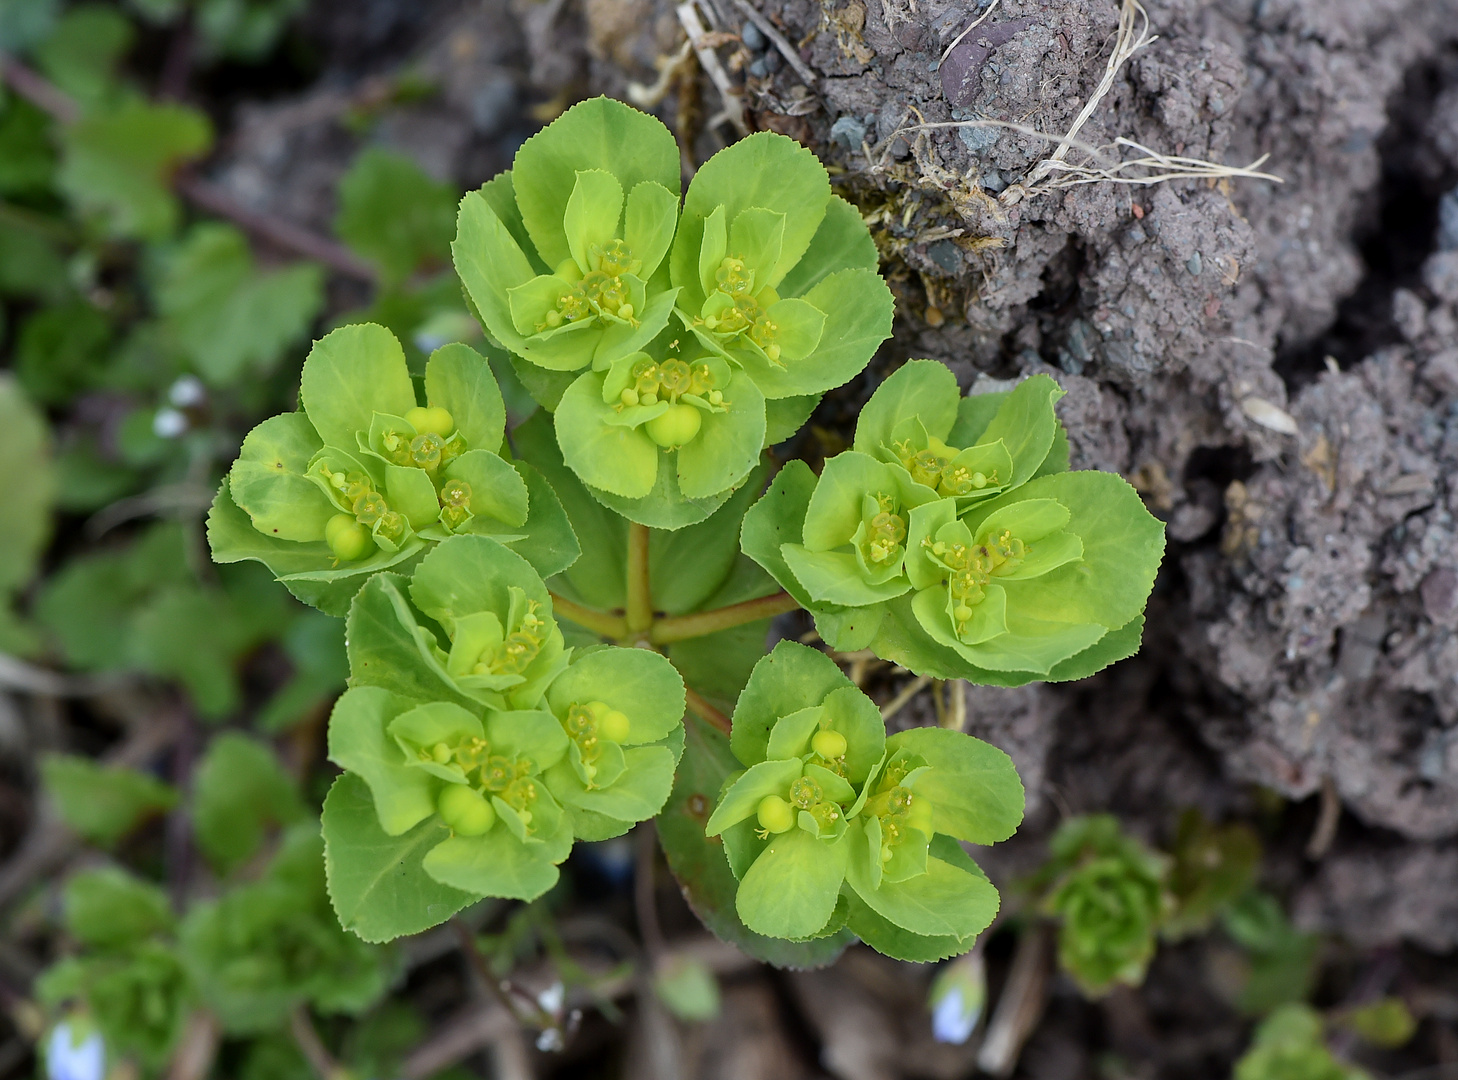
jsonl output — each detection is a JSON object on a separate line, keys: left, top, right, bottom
{"left": 762, "top": 47, "right": 782, "bottom": 72}
{"left": 741, "top": 20, "right": 767, "bottom": 51}
{"left": 1186, "top": 251, "right": 1203, "bottom": 275}
{"left": 747, "top": 57, "right": 768, "bottom": 78}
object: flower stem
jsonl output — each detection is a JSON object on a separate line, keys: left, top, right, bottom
{"left": 684, "top": 686, "right": 732, "bottom": 736}
{"left": 548, "top": 593, "right": 628, "bottom": 640}
{"left": 626, "top": 522, "right": 653, "bottom": 640}
{"left": 650, "top": 591, "right": 800, "bottom": 644}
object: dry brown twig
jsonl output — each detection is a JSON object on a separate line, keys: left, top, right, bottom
{"left": 677, "top": 0, "right": 750, "bottom": 136}
{"left": 878, "top": 0, "right": 1280, "bottom": 206}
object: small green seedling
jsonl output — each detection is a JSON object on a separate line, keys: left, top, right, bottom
{"left": 1233, "top": 1005, "right": 1369, "bottom": 1080}
{"left": 1033, "top": 814, "right": 1173, "bottom": 996}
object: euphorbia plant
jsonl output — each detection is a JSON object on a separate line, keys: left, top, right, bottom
{"left": 204, "top": 96, "right": 1167, "bottom": 968}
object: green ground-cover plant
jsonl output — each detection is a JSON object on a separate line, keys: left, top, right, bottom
{"left": 1233, "top": 1005, "right": 1369, "bottom": 1080}
{"left": 189, "top": 95, "right": 1168, "bottom": 967}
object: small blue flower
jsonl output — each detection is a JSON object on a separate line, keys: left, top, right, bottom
{"left": 929, "top": 953, "right": 985, "bottom": 1045}
{"left": 46, "top": 1023, "right": 105, "bottom": 1080}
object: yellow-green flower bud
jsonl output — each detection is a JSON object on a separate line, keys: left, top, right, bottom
{"left": 756, "top": 794, "right": 794, "bottom": 834}
{"left": 645, "top": 403, "right": 703, "bottom": 448}
{"left": 811, "top": 729, "right": 847, "bottom": 760}
{"left": 438, "top": 784, "right": 496, "bottom": 836}
{"left": 405, "top": 405, "right": 455, "bottom": 438}
{"left": 325, "top": 514, "right": 372, "bottom": 561}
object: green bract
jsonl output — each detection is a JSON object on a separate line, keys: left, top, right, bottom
{"left": 704, "top": 641, "right": 1022, "bottom": 959}
{"left": 1036, "top": 814, "right": 1173, "bottom": 996}
{"left": 669, "top": 133, "right": 893, "bottom": 402}
{"left": 744, "top": 367, "right": 1165, "bottom": 685}
{"left": 453, "top": 97, "right": 682, "bottom": 377}
{"left": 208, "top": 323, "right": 578, "bottom": 614}
{"left": 325, "top": 535, "right": 685, "bottom": 914}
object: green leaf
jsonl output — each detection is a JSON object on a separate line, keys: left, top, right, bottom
{"left": 676, "top": 375, "right": 766, "bottom": 500}
{"left": 657, "top": 712, "right": 853, "bottom": 968}
{"left": 672, "top": 132, "right": 830, "bottom": 310}
{"left": 229, "top": 412, "right": 334, "bottom": 542}
{"left": 885, "top": 727, "right": 1024, "bottom": 844}
{"left": 299, "top": 323, "right": 417, "bottom": 451}
{"left": 452, "top": 190, "right": 538, "bottom": 356}
{"left": 63, "top": 867, "right": 173, "bottom": 949}
{"left": 967, "top": 471, "right": 1166, "bottom": 634}
{"left": 731, "top": 268, "right": 894, "bottom": 399}
{"left": 156, "top": 223, "right": 323, "bottom": 385}
{"left": 336, "top": 148, "right": 457, "bottom": 285}
{"left": 0, "top": 100, "right": 57, "bottom": 197}
{"left": 58, "top": 99, "right": 211, "bottom": 240}
{"left": 192, "top": 733, "right": 308, "bottom": 875}
{"left": 505, "top": 460, "right": 581, "bottom": 579}
{"left": 13, "top": 299, "right": 112, "bottom": 405}
{"left": 667, "top": 556, "right": 779, "bottom": 715}
{"left": 776, "top": 195, "right": 880, "bottom": 297}
{"left": 730, "top": 639, "right": 852, "bottom": 768}
{"left": 344, "top": 573, "right": 465, "bottom": 705}
{"left": 425, "top": 342, "right": 507, "bottom": 454}
{"left": 512, "top": 409, "right": 627, "bottom": 612}
{"left": 764, "top": 393, "right": 820, "bottom": 446}
{"left": 853, "top": 360, "right": 960, "bottom": 455}
{"left": 737, "top": 827, "right": 848, "bottom": 940}
{"left": 322, "top": 773, "right": 482, "bottom": 942}
{"left": 971, "top": 374, "right": 1065, "bottom": 491}
{"left": 846, "top": 853, "right": 999, "bottom": 939}
{"left": 651, "top": 461, "right": 769, "bottom": 615}
{"left": 583, "top": 459, "right": 736, "bottom": 531}
{"left": 40, "top": 753, "right": 178, "bottom": 847}
{"left": 554, "top": 371, "right": 659, "bottom": 498}
{"left": 512, "top": 97, "right": 680, "bottom": 269}
{"left": 740, "top": 459, "right": 818, "bottom": 610}
{"left": 421, "top": 822, "right": 568, "bottom": 900}
{"left": 35, "top": 4, "right": 132, "bottom": 108}
{"left": 843, "top": 891, "right": 973, "bottom": 963}
{"left": 0, "top": 376, "right": 54, "bottom": 594}
{"left": 477, "top": 171, "right": 551, "bottom": 275}
{"left": 207, "top": 480, "right": 423, "bottom": 617}
{"left": 546, "top": 647, "right": 685, "bottom": 744}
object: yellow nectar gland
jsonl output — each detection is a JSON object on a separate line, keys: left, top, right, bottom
{"left": 591, "top": 238, "right": 641, "bottom": 278}
{"left": 895, "top": 440, "right": 997, "bottom": 497}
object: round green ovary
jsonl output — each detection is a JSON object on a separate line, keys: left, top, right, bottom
{"left": 811, "top": 729, "right": 846, "bottom": 760}
{"left": 438, "top": 784, "right": 496, "bottom": 835}
{"left": 406, "top": 406, "right": 455, "bottom": 438}
{"left": 325, "top": 514, "right": 372, "bottom": 560}
{"left": 757, "top": 794, "right": 794, "bottom": 834}
{"left": 646, "top": 403, "right": 702, "bottom": 448}
{"left": 587, "top": 701, "right": 631, "bottom": 743}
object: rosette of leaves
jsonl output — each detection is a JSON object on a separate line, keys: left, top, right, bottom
{"left": 179, "top": 825, "right": 389, "bottom": 1033}
{"left": 1036, "top": 814, "right": 1173, "bottom": 996}
{"left": 453, "top": 96, "right": 681, "bottom": 383}
{"left": 668, "top": 131, "right": 894, "bottom": 405}
{"left": 538, "top": 646, "right": 686, "bottom": 841}
{"left": 704, "top": 641, "right": 1022, "bottom": 961}
{"left": 1234, "top": 1005, "right": 1370, "bottom": 1080}
{"left": 208, "top": 323, "right": 577, "bottom": 614}
{"left": 744, "top": 367, "right": 1165, "bottom": 686}
{"left": 36, "top": 869, "right": 193, "bottom": 1071}
{"left": 551, "top": 341, "right": 766, "bottom": 520}
{"left": 345, "top": 535, "right": 570, "bottom": 712}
